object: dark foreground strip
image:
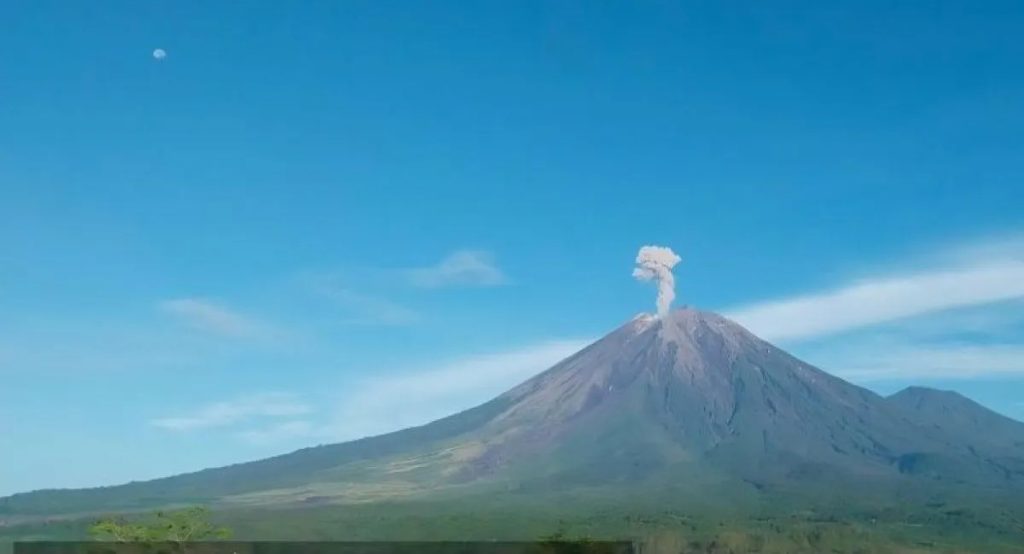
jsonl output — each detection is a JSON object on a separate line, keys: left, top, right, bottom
{"left": 15, "top": 542, "right": 634, "bottom": 554}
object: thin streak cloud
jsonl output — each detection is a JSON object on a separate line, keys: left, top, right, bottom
{"left": 159, "top": 298, "right": 271, "bottom": 338}
{"left": 328, "top": 338, "right": 591, "bottom": 441}
{"left": 809, "top": 341, "right": 1024, "bottom": 381}
{"left": 726, "top": 260, "right": 1024, "bottom": 342}
{"left": 151, "top": 393, "right": 311, "bottom": 431}
{"left": 407, "top": 250, "right": 508, "bottom": 288}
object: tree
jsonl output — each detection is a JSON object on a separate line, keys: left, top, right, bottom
{"left": 89, "top": 506, "right": 232, "bottom": 545}
{"left": 88, "top": 519, "right": 151, "bottom": 542}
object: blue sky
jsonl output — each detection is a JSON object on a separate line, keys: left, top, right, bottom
{"left": 2, "top": 1, "right": 1024, "bottom": 496}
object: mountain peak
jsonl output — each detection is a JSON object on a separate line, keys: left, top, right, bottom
{"left": 888, "top": 386, "right": 988, "bottom": 413}
{"left": 657, "top": 307, "right": 751, "bottom": 335}
{"left": 627, "top": 308, "right": 767, "bottom": 370}
{"left": 891, "top": 385, "right": 965, "bottom": 401}
{"left": 887, "top": 386, "right": 1024, "bottom": 450}
{"left": 626, "top": 308, "right": 755, "bottom": 339}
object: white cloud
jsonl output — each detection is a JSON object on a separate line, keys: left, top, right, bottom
{"left": 314, "top": 285, "right": 421, "bottom": 326}
{"left": 807, "top": 341, "right": 1024, "bottom": 381}
{"left": 725, "top": 260, "right": 1024, "bottom": 343}
{"left": 719, "top": 234, "right": 1024, "bottom": 381}
{"left": 787, "top": 300, "right": 1024, "bottom": 381}
{"left": 151, "top": 392, "right": 311, "bottom": 431}
{"left": 159, "top": 298, "right": 270, "bottom": 338}
{"left": 327, "top": 338, "right": 591, "bottom": 441}
{"left": 236, "top": 420, "right": 319, "bottom": 445}
{"left": 407, "top": 250, "right": 508, "bottom": 288}
{"left": 147, "top": 339, "right": 592, "bottom": 444}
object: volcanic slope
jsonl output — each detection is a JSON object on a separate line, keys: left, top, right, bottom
{"left": 4, "top": 309, "right": 1024, "bottom": 516}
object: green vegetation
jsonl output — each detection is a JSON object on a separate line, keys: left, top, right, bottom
{"left": 2, "top": 503, "right": 1023, "bottom": 553}
{"left": 3, "top": 479, "right": 1023, "bottom": 552}
{"left": 88, "top": 507, "right": 231, "bottom": 543}
{"left": 3, "top": 485, "right": 1024, "bottom": 552}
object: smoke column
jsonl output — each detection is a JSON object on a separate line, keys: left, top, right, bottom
{"left": 632, "top": 245, "right": 682, "bottom": 317}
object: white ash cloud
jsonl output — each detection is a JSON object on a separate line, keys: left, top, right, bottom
{"left": 632, "top": 245, "right": 682, "bottom": 317}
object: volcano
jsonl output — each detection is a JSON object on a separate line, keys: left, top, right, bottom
{"left": 4, "top": 309, "right": 1024, "bottom": 517}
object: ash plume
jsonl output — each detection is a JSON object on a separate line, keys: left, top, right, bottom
{"left": 632, "top": 245, "right": 682, "bottom": 317}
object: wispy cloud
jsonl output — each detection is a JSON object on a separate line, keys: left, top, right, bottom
{"left": 406, "top": 250, "right": 508, "bottom": 288}
{"left": 313, "top": 285, "right": 421, "bottom": 326}
{"left": 804, "top": 339, "right": 1024, "bottom": 381}
{"left": 327, "top": 338, "right": 591, "bottom": 441}
{"left": 151, "top": 392, "right": 311, "bottom": 431}
{"left": 236, "top": 420, "right": 319, "bottom": 445}
{"left": 725, "top": 243, "right": 1024, "bottom": 343}
{"left": 790, "top": 298, "right": 1024, "bottom": 381}
{"left": 159, "top": 298, "right": 271, "bottom": 338}
{"left": 720, "top": 234, "right": 1024, "bottom": 381}
{"left": 149, "top": 339, "right": 591, "bottom": 445}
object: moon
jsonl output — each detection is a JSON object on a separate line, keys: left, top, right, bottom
{"left": 152, "top": 48, "right": 167, "bottom": 60}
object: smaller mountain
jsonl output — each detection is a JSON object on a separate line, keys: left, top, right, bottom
{"left": 887, "top": 386, "right": 1024, "bottom": 465}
